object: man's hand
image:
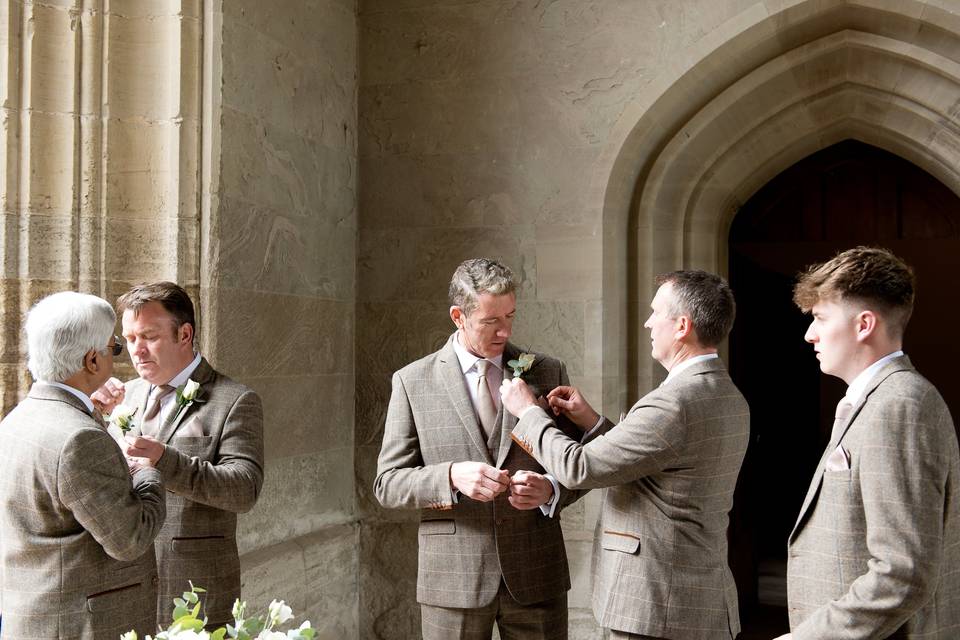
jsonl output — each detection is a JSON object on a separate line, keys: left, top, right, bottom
{"left": 546, "top": 385, "right": 600, "bottom": 431}
{"left": 127, "top": 455, "right": 154, "bottom": 474}
{"left": 125, "top": 435, "right": 166, "bottom": 467}
{"left": 508, "top": 470, "right": 553, "bottom": 510}
{"left": 91, "top": 377, "right": 125, "bottom": 414}
{"left": 499, "top": 378, "right": 538, "bottom": 418}
{"left": 450, "top": 462, "right": 509, "bottom": 502}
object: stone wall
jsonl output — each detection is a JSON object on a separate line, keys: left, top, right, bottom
{"left": 214, "top": 0, "right": 359, "bottom": 636}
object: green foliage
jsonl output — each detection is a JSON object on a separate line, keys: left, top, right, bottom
{"left": 121, "top": 583, "right": 314, "bottom": 640}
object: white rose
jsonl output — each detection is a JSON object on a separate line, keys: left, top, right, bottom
{"left": 181, "top": 379, "right": 200, "bottom": 402}
{"left": 268, "top": 599, "right": 294, "bottom": 625}
{"left": 255, "top": 632, "right": 287, "bottom": 640}
{"left": 111, "top": 404, "right": 136, "bottom": 420}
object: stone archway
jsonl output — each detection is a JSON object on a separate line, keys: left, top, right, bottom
{"left": 593, "top": 0, "right": 960, "bottom": 410}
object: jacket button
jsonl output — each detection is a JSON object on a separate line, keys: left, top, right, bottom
{"left": 152, "top": 576, "right": 159, "bottom": 586}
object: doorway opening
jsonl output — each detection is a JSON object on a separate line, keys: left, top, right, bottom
{"left": 727, "top": 139, "right": 960, "bottom": 637}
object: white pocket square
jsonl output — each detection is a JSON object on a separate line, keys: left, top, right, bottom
{"left": 176, "top": 416, "right": 205, "bottom": 438}
{"left": 826, "top": 444, "right": 850, "bottom": 471}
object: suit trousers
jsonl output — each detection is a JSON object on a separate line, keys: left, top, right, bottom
{"left": 420, "top": 580, "right": 567, "bottom": 640}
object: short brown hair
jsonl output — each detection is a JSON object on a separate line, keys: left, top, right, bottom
{"left": 793, "top": 246, "right": 915, "bottom": 335}
{"left": 656, "top": 270, "right": 736, "bottom": 348}
{"left": 117, "top": 281, "right": 196, "bottom": 338}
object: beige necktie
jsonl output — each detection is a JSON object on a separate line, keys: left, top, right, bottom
{"left": 475, "top": 360, "right": 498, "bottom": 439}
{"left": 142, "top": 384, "right": 175, "bottom": 437}
{"left": 831, "top": 398, "right": 853, "bottom": 440}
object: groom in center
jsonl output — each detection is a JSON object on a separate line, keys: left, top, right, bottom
{"left": 374, "top": 258, "right": 582, "bottom": 639}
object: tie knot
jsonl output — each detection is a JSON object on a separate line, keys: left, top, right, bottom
{"left": 476, "top": 360, "right": 490, "bottom": 376}
{"left": 154, "top": 384, "right": 176, "bottom": 399}
{"left": 835, "top": 399, "right": 854, "bottom": 421}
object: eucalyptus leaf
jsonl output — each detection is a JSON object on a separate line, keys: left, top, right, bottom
{"left": 211, "top": 628, "right": 227, "bottom": 640}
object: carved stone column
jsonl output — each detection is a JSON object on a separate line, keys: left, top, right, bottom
{"left": 0, "top": 0, "right": 202, "bottom": 412}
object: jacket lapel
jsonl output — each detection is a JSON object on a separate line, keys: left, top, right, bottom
{"left": 790, "top": 355, "right": 915, "bottom": 542}
{"left": 158, "top": 358, "right": 215, "bottom": 444}
{"left": 439, "top": 336, "right": 494, "bottom": 465}
{"left": 495, "top": 343, "right": 521, "bottom": 467}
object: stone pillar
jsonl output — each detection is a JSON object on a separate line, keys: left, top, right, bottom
{"left": 0, "top": 0, "right": 203, "bottom": 413}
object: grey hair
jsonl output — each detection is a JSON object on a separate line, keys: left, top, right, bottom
{"left": 25, "top": 291, "right": 116, "bottom": 383}
{"left": 448, "top": 258, "right": 517, "bottom": 315}
{"left": 655, "top": 270, "right": 736, "bottom": 347}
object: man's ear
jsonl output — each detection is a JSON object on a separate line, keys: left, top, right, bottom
{"left": 178, "top": 322, "right": 194, "bottom": 347}
{"left": 83, "top": 348, "right": 99, "bottom": 374}
{"left": 675, "top": 315, "right": 694, "bottom": 341}
{"left": 450, "top": 306, "right": 465, "bottom": 330}
{"left": 855, "top": 310, "right": 879, "bottom": 342}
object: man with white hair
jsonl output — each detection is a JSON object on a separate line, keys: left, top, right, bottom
{"left": 0, "top": 291, "right": 166, "bottom": 639}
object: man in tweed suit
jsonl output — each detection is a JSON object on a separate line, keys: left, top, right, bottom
{"left": 0, "top": 292, "right": 165, "bottom": 639}
{"left": 779, "top": 247, "right": 960, "bottom": 640}
{"left": 502, "top": 270, "right": 749, "bottom": 640}
{"left": 93, "top": 282, "right": 264, "bottom": 628}
{"left": 374, "top": 258, "right": 582, "bottom": 640}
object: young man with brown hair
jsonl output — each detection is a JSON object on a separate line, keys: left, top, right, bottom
{"left": 781, "top": 246, "right": 960, "bottom": 639}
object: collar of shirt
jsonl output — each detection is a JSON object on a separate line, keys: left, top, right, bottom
{"left": 44, "top": 381, "right": 96, "bottom": 414}
{"left": 844, "top": 350, "right": 904, "bottom": 406}
{"left": 154, "top": 352, "right": 203, "bottom": 395}
{"left": 451, "top": 331, "right": 504, "bottom": 375}
{"left": 662, "top": 353, "right": 719, "bottom": 386}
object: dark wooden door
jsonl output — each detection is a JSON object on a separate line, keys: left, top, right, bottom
{"left": 727, "top": 140, "right": 960, "bottom": 637}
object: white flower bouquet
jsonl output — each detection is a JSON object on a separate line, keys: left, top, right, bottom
{"left": 122, "top": 584, "right": 314, "bottom": 640}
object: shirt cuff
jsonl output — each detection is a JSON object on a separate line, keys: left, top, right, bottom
{"left": 450, "top": 487, "right": 460, "bottom": 504}
{"left": 538, "top": 474, "right": 561, "bottom": 518}
{"left": 581, "top": 415, "right": 606, "bottom": 442}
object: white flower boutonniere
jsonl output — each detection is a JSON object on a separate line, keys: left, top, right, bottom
{"left": 177, "top": 379, "right": 201, "bottom": 406}
{"left": 169, "top": 379, "right": 201, "bottom": 423}
{"left": 507, "top": 353, "right": 536, "bottom": 379}
{"left": 107, "top": 404, "right": 137, "bottom": 435}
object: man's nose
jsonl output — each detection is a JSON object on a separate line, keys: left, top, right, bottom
{"left": 804, "top": 324, "right": 816, "bottom": 343}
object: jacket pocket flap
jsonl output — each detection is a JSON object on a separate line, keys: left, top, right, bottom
{"left": 419, "top": 519, "right": 456, "bottom": 535}
{"left": 601, "top": 530, "right": 641, "bottom": 554}
{"left": 86, "top": 582, "right": 142, "bottom": 612}
{"left": 171, "top": 535, "right": 227, "bottom": 554}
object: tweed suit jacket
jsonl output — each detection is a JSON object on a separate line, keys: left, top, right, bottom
{"left": 0, "top": 383, "right": 165, "bottom": 639}
{"left": 787, "top": 356, "right": 960, "bottom": 639}
{"left": 512, "top": 358, "right": 750, "bottom": 639}
{"left": 125, "top": 357, "right": 264, "bottom": 627}
{"left": 374, "top": 335, "right": 582, "bottom": 609}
